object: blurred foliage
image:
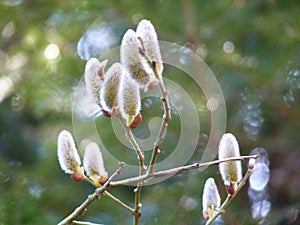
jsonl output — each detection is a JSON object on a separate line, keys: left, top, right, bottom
{"left": 0, "top": 0, "right": 300, "bottom": 224}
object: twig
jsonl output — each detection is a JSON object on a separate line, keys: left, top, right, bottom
{"left": 138, "top": 37, "right": 172, "bottom": 175}
{"left": 205, "top": 162, "right": 255, "bottom": 225}
{"left": 125, "top": 126, "right": 146, "bottom": 170}
{"left": 122, "top": 123, "right": 146, "bottom": 225}
{"left": 103, "top": 191, "right": 135, "bottom": 214}
{"left": 110, "top": 155, "right": 259, "bottom": 187}
{"left": 58, "top": 163, "right": 126, "bottom": 225}
{"left": 58, "top": 189, "right": 105, "bottom": 225}
{"left": 72, "top": 221, "right": 103, "bottom": 225}
{"left": 148, "top": 73, "right": 171, "bottom": 174}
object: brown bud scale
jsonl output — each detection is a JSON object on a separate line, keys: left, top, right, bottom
{"left": 102, "top": 110, "right": 112, "bottom": 117}
{"left": 130, "top": 113, "right": 142, "bottom": 129}
{"left": 225, "top": 182, "right": 236, "bottom": 196}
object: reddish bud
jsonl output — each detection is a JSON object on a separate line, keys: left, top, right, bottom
{"left": 130, "top": 113, "right": 143, "bottom": 129}
{"left": 71, "top": 172, "right": 84, "bottom": 182}
{"left": 225, "top": 181, "right": 236, "bottom": 196}
{"left": 202, "top": 210, "right": 210, "bottom": 220}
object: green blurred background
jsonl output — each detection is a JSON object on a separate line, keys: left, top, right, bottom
{"left": 0, "top": 0, "right": 300, "bottom": 224}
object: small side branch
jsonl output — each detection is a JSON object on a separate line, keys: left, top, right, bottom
{"left": 123, "top": 124, "right": 146, "bottom": 225}
{"left": 148, "top": 73, "right": 171, "bottom": 174}
{"left": 138, "top": 37, "right": 172, "bottom": 175}
{"left": 110, "top": 155, "right": 259, "bottom": 187}
{"left": 58, "top": 163, "right": 126, "bottom": 225}
{"left": 205, "top": 164, "right": 255, "bottom": 225}
{"left": 125, "top": 126, "right": 146, "bottom": 171}
{"left": 58, "top": 189, "right": 105, "bottom": 225}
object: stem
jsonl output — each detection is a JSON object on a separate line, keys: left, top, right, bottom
{"left": 122, "top": 122, "right": 146, "bottom": 225}
{"left": 205, "top": 166, "right": 255, "bottom": 225}
{"left": 126, "top": 128, "right": 144, "bottom": 225}
{"left": 134, "top": 185, "right": 142, "bottom": 225}
{"left": 138, "top": 37, "right": 172, "bottom": 175}
{"left": 58, "top": 163, "right": 125, "bottom": 225}
{"left": 110, "top": 155, "right": 259, "bottom": 187}
{"left": 72, "top": 221, "right": 103, "bottom": 225}
{"left": 103, "top": 191, "right": 135, "bottom": 214}
{"left": 148, "top": 75, "right": 171, "bottom": 174}
{"left": 58, "top": 188, "right": 105, "bottom": 225}
{"left": 125, "top": 126, "right": 146, "bottom": 171}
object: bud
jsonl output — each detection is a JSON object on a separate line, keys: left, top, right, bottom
{"left": 218, "top": 133, "right": 242, "bottom": 195}
{"left": 84, "top": 58, "right": 108, "bottom": 107}
{"left": 136, "top": 19, "right": 163, "bottom": 76}
{"left": 129, "top": 113, "right": 142, "bottom": 129}
{"left": 120, "top": 29, "right": 156, "bottom": 90}
{"left": 202, "top": 178, "right": 221, "bottom": 220}
{"left": 71, "top": 172, "right": 85, "bottom": 182}
{"left": 100, "top": 62, "right": 123, "bottom": 116}
{"left": 57, "top": 130, "right": 83, "bottom": 175}
{"left": 118, "top": 72, "right": 141, "bottom": 127}
{"left": 83, "top": 142, "right": 108, "bottom": 185}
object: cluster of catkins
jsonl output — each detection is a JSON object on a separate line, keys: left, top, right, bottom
{"left": 57, "top": 19, "right": 163, "bottom": 186}
{"left": 84, "top": 19, "right": 163, "bottom": 129}
{"left": 57, "top": 130, "right": 108, "bottom": 186}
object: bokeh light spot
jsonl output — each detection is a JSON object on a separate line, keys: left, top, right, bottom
{"left": 2, "top": 22, "right": 15, "bottom": 39}
{"left": 44, "top": 43, "right": 60, "bottom": 60}
{"left": 223, "top": 41, "right": 235, "bottom": 54}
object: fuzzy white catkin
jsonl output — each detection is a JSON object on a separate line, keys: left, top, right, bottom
{"left": 202, "top": 178, "right": 221, "bottom": 212}
{"left": 120, "top": 29, "right": 154, "bottom": 88}
{"left": 218, "top": 133, "right": 242, "bottom": 184}
{"left": 83, "top": 142, "right": 106, "bottom": 180}
{"left": 136, "top": 19, "right": 163, "bottom": 74}
{"left": 100, "top": 62, "right": 123, "bottom": 113}
{"left": 57, "top": 130, "right": 81, "bottom": 174}
{"left": 84, "top": 58, "right": 107, "bottom": 107}
{"left": 118, "top": 71, "right": 141, "bottom": 126}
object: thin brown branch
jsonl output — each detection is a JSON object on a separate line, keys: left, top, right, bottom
{"left": 148, "top": 73, "right": 171, "bottom": 174}
{"left": 72, "top": 220, "right": 103, "bottom": 225}
{"left": 205, "top": 165, "right": 255, "bottom": 225}
{"left": 58, "top": 163, "right": 126, "bottom": 225}
{"left": 123, "top": 124, "right": 146, "bottom": 225}
{"left": 103, "top": 191, "right": 135, "bottom": 214}
{"left": 137, "top": 37, "right": 172, "bottom": 175}
{"left": 125, "top": 126, "right": 146, "bottom": 170}
{"left": 110, "top": 155, "right": 259, "bottom": 187}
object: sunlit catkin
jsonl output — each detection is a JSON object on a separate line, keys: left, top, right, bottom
{"left": 202, "top": 178, "right": 221, "bottom": 220}
{"left": 218, "top": 133, "right": 242, "bottom": 195}
{"left": 120, "top": 29, "right": 155, "bottom": 89}
{"left": 57, "top": 130, "right": 84, "bottom": 181}
{"left": 118, "top": 71, "right": 141, "bottom": 128}
{"left": 136, "top": 19, "right": 163, "bottom": 76}
{"left": 83, "top": 142, "right": 108, "bottom": 185}
{"left": 84, "top": 58, "right": 107, "bottom": 107}
{"left": 100, "top": 62, "right": 123, "bottom": 116}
